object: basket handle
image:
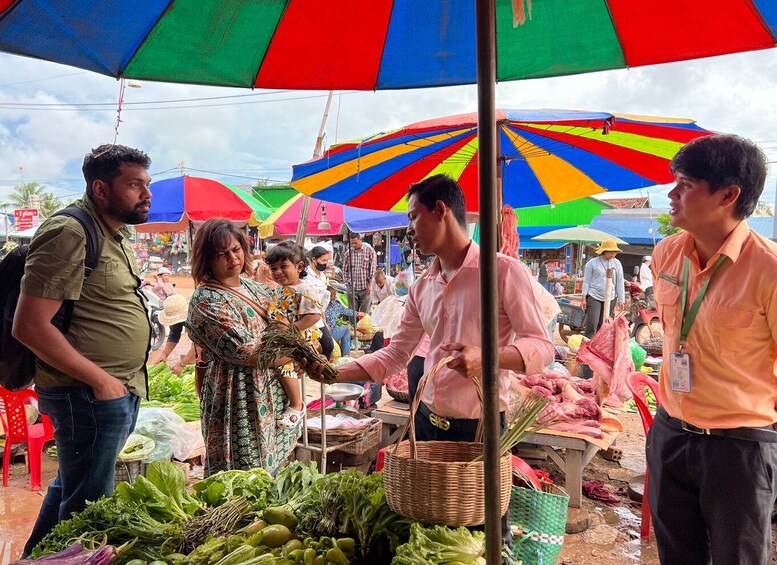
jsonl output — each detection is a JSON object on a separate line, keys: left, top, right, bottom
{"left": 392, "top": 356, "right": 486, "bottom": 458}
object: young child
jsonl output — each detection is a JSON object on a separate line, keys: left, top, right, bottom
{"left": 265, "top": 241, "right": 324, "bottom": 428}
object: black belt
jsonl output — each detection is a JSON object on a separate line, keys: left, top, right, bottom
{"left": 660, "top": 408, "right": 777, "bottom": 443}
{"left": 418, "top": 403, "right": 505, "bottom": 433}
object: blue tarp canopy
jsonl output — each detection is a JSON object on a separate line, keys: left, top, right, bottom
{"left": 589, "top": 216, "right": 662, "bottom": 246}
{"left": 343, "top": 207, "right": 408, "bottom": 232}
{"left": 748, "top": 217, "right": 775, "bottom": 239}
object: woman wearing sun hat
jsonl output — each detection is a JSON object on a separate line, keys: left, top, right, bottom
{"left": 581, "top": 239, "right": 625, "bottom": 338}
{"left": 154, "top": 293, "right": 194, "bottom": 373}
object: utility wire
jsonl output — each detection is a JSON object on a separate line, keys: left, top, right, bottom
{"left": 0, "top": 91, "right": 360, "bottom": 111}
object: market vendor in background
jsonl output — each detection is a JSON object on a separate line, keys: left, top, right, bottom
{"left": 638, "top": 255, "right": 654, "bottom": 308}
{"left": 303, "top": 174, "right": 553, "bottom": 537}
{"left": 581, "top": 239, "right": 625, "bottom": 337}
{"left": 342, "top": 232, "right": 376, "bottom": 314}
{"left": 187, "top": 218, "right": 300, "bottom": 476}
{"left": 149, "top": 294, "right": 195, "bottom": 374}
{"left": 148, "top": 266, "right": 175, "bottom": 300}
{"left": 370, "top": 268, "right": 396, "bottom": 305}
{"left": 647, "top": 134, "right": 777, "bottom": 564}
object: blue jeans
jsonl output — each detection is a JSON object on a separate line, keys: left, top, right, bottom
{"left": 330, "top": 324, "right": 351, "bottom": 355}
{"left": 23, "top": 386, "right": 140, "bottom": 556}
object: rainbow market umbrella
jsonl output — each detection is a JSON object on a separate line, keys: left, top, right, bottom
{"left": 0, "top": 2, "right": 774, "bottom": 90}
{"left": 141, "top": 175, "right": 273, "bottom": 231}
{"left": 291, "top": 109, "right": 714, "bottom": 211}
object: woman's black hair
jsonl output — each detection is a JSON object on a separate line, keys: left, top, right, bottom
{"left": 265, "top": 240, "right": 309, "bottom": 278}
{"left": 310, "top": 245, "right": 330, "bottom": 260}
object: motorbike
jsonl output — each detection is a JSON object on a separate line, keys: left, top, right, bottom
{"left": 624, "top": 280, "right": 661, "bottom": 345}
{"left": 139, "top": 286, "right": 166, "bottom": 351}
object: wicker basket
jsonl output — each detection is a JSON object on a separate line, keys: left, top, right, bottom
{"left": 114, "top": 459, "right": 146, "bottom": 486}
{"left": 386, "top": 387, "right": 411, "bottom": 404}
{"left": 307, "top": 409, "right": 381, "bottom": 455}
{"left": 382, "top": 357, "right": 512, "bottom": 526}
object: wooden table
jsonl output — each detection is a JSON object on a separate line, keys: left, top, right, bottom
{"left": 371, "top": 399, "right": 410, "bottom": 447}
{"left": 370, "top": 398, "right": 618, "bottom": 508}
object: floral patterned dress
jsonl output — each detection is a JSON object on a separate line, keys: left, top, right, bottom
{"left": 187, "top": 278, "right": 300, "bottom": 476}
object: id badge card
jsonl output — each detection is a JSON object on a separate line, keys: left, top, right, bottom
{"left": 669, "top": 352, "right": 692, "bottom": 393}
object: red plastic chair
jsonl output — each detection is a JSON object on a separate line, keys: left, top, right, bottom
{"left": 625, "top": 372, "right": 660, "bottom": 541}
{"left": 0, "top": 386, "right": 54, "bottom": 491}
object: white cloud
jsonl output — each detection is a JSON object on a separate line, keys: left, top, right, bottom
{"left": 1, "top": 48, "right": 776, "bottom": 216}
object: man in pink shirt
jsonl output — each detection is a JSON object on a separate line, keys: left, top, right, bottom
{"left": 316, "top": 174, "right": 553, "bottom": 434}
{"left": 306, "top": 174, "right": 552, "bottom": 541}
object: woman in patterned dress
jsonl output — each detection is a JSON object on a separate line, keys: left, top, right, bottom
{"left": 187, "top": 218, "right": 300, "bottom": 476}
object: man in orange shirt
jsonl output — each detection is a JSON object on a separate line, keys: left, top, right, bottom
{"left": 648, "top": 134, "right": 777, "bottom": 564}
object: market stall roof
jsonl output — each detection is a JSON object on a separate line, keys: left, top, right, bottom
{"left": 589, "top": 216, "right": 663, "bottom": 246}
{"left": 516, "top": 197, "right": 612, "bottom": 227}
{"left": 344, "top": 207, "right": 408, "bottom": 233}
{"left": 252, "top": 185, "right": 299, "bottom": 210}
{"left": 747, "top": 217, "right": 775, "bottom": 240}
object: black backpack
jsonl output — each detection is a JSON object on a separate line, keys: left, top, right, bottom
{"left": 0, "top": 207, "right": 99, "bottom": 390}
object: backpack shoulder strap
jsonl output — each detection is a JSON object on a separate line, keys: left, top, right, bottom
{"left": 53, "top": 206, "right": 100, "bottom": 276}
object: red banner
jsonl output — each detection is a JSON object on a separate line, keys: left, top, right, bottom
{"left": 14, "top": 208, "right": 39, "bottom": 231}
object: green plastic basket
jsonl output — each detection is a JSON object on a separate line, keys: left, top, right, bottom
{"left": 510, "top": 484, "right": 569, "bottom": 565}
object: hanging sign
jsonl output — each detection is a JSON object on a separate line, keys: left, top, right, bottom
{"left": 14, "top": 208, "right": 39, "bottom": 231}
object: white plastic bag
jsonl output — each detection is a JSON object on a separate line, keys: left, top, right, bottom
{"left": 371, "top": 295, "right": 405, "bottom": 338}
{"left": 134, "top": 407, "right": 204, "bottom": 461}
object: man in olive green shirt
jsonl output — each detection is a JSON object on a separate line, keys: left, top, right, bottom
{"left": 14, "top": 144, "right": 152, "bottom": 555}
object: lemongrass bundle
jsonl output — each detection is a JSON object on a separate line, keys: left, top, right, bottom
{"left": 258, "top": 319, "right": 339, "bottom": 384}
{"left": 473, "top": 392, "right": 550, "bottom": 462}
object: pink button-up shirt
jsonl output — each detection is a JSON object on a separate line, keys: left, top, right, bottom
{"left": 355, "top": 242, "right": 554, "bottom": 419}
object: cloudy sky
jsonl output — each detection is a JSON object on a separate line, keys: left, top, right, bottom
{"left": 2, "top": 47, "right": 777, "bottom": 216}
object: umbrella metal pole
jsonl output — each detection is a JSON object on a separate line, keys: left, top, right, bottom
{"left": 296, "top": 91, "right": 334, "bottom": 245}
{"left": 476, "top": 0, "right": 502, "bottom": 562}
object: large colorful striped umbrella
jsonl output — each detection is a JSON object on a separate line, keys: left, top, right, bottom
{"left": 291, "top": 110, "right": 713, "bottom": 211}
{"left": 0, "top": 1, "right": 773, "bottom": 90}
{"left": 140, "top": 175, "right": 273, "bottom": 231}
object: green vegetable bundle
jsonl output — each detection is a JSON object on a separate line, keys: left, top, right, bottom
{"left": 392, "top": 523, "right": 486, "bottom": 565}
{"left": 147, "top": 362, "right": 198, "bottom": 404}
{"left": 33, "top": 461, "right": 204, "bottom": 560}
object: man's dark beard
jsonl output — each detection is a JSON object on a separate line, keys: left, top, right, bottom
{"left": 124, "top": 207, "right": 149, "bottom": 225}
{"left": 107, "top": 198, "right": 150, "bottom": 225}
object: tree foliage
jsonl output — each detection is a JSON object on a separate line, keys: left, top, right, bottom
{"left": 7, "top": 182, "right": 64, "bottom": 218}
{"left": 656, "top": 213, "right": 681, "bottom": 237}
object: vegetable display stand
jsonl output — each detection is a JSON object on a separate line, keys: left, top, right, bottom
{"left": 297, "top": 380, "right": 370, "bottom": 473}
{"left": 510, "top": 483, "right": 569, "bottom": 565}
{"left": 382, "top": 359, "right": 512, "bottom": 526}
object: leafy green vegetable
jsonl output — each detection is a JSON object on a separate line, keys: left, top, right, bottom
{"left": 295, "top": 470, "right": 412, "bottom": 561}
{"left": 32, "top": 497, "right": 181, "bottom": 561}
{"left": 192, "top": 468, "right": 275, "bottom": 509}
{"left": 147, "top": 365, "right": 198, "bottom": 404}
{"left": 114, "top": 461, "right": 203, "bottom": 522}
{"left": 392, "top": 523, "right": 486, "bottom": 565}
{"left": 173, "top": 402, "right": 201, "bottom": 421}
